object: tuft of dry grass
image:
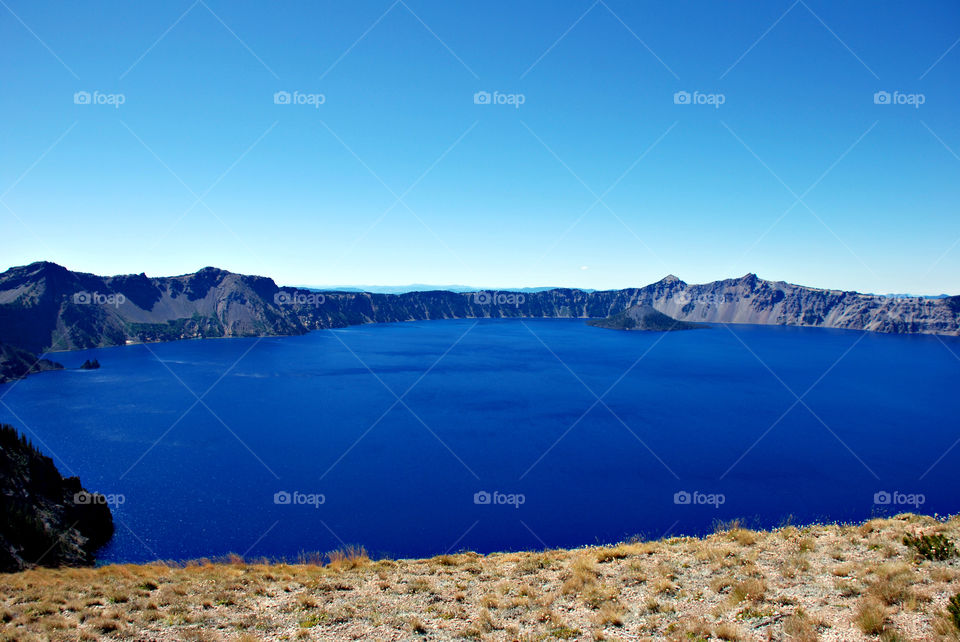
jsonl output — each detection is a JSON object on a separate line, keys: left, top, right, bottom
{"left": 868, "top": 562, "right": 916, "bottom": 606}
{"left": 326, "top": 545, "right": 369, "bottom": 571}
{"left": 432, "top": 554, "right": 458, "bottom": 567}
{"left": 593, "top": 602, "right": 625, "bottom": 627}
{"left": 560, "top": 554, "right": 598, "bottom": 595}
{"left": 714, "top": 621, "right": 745, "bottom": 640}
{"left": 651, "top": 577, "right": 678, "bottom": 595}
{"left": 932, "top": 610, "right": 960, "bottom": 641}
{"left": 783, "top": 609, "right": 820, "bottom": 642}
{"left": 595, "top": 544, "right": 635, "bottom": 563}
{"left": 855, "top": 596, "right": 888, "bottom": 635}
{"left": 729, "top": 577, "right": 766, "bottom": 604}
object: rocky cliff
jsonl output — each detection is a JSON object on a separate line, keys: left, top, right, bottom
{"left": 649, "top": 273, "right": 960, "bottom": 336}
{"left": 0, "top": 424, "right": 114, "bottom": 572}
{"left": 0, "top": 262, "right": 956, "bottom": 356}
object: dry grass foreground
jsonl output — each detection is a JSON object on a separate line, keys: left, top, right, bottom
{"left": 2, "top": 514, "right": 960, "bottom": 641}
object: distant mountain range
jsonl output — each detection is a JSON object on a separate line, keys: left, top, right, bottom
{"left": 301, "top": 284, "right": 585, "bottom": 294}
{"left": 0, "top": 262, "right": 957, "bottom": 381}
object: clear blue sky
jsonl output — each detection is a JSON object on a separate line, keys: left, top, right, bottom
{"left": 2, "top": 1, "right": 958, "bottom": 294}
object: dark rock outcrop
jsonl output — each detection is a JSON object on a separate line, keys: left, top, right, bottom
{"left": 587, "top": 304, "right": 700, "bottom": 331}
{"left": 0, "top": 424, "right": 114, "bottom": 572}
{"left": 79, "top": 359, "right": 100, "bottom": 370}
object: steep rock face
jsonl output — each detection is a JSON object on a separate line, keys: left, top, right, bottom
{"left": 651, "top": 274, "right": 959, "bottom": 334}
{"left": 0, "top": 424, "right": 114, "bottom": 572}
{"left": 0, "top": 263, "right": 956, "bottom": 357}
{"left": 0, "top": 263, "right": 306, "bottom": 352}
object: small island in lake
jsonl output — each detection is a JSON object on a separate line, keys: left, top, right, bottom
{"left": 587, "top": 304, "right": 702, "bottom": 331}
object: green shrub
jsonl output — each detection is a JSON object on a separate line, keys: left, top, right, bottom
{"left": 902, "top": 533, "right": 958, "bottom": 561}
{"left": 948, "top": 592, "right": 960, "bottom": 631}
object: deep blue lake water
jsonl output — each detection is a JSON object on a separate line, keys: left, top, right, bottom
{"left": 1, "top": 319, "right": 958, "bottom": 563}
